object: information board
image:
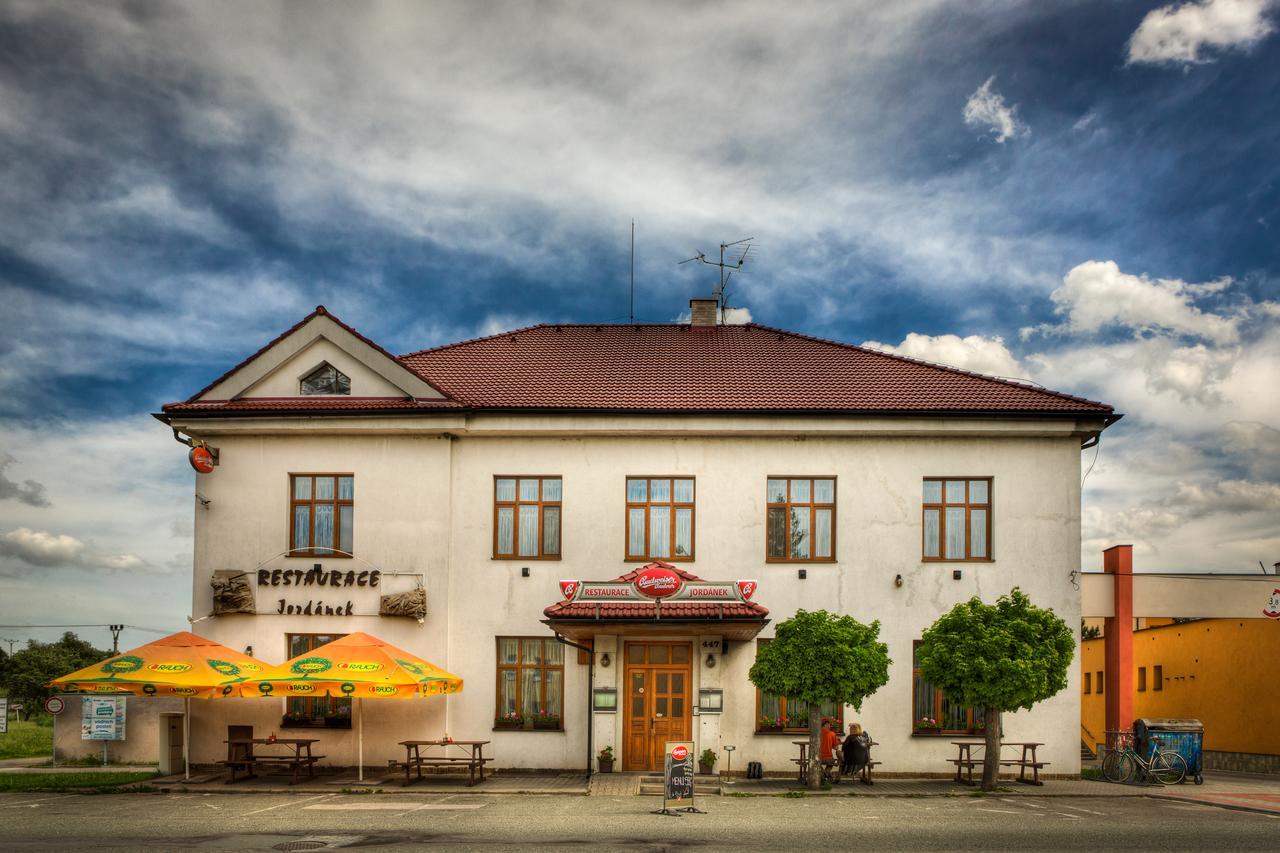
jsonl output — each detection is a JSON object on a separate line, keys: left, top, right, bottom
{"left": 0, "top": 698, "right": 7, "bottom": 735}
{"left": 663, "top": 741, "right": 695, "bottom": 801}
{"left": 81, "top": 697, "right": 126, "bottom": 741}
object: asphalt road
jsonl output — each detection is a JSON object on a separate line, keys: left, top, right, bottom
{"left": 0, "top": 791, "right": 1274, "bottom": 851}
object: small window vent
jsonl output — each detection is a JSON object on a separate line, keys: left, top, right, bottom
{"left": 300, "top": 363, "right": 351, "bottom": 395}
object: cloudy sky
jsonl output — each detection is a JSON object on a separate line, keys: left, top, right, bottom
{"left": 1, "top": 0, "right": 1278, "bottom": 650}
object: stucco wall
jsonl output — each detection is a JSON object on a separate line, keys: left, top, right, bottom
{"left": 181, "top": 424, "right": 1085, "bottom": 775}
{"left": 51, "top": 694, "right": 183, "bottom": 766}
{"left": 1081, "top": 620, "right": 1280, "bottom": 758}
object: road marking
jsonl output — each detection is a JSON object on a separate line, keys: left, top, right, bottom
{"left": 305, "top": 803, "right": 487, "bottom": 811}
{"left": 975, "top": 808, "right": 1020, "bottom": 815}
{"left": 998, "top": 797, "right": 1046, "bottom": 809}
{"left": 1054, "top": 812, "right": 1081, "bottom": 820}
{"left": 242, "top": 794, "right": 333, "bottom": 816}
{"left": 0, "top": 795, "right": 66, "bottom": 809}
{"left": 1058, "top": 804, "right": 1106, "bottom": 815}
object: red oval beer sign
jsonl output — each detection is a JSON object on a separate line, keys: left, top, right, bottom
{"left": 671, "top": 745, "right": 689, "bottom": 761}
{"left": 189, "top": 446, "right": 215, "bottom": 474}
{"left": 634, "top": 566, "right": 683, "bottom": 599}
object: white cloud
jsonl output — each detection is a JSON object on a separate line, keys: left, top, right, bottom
{"left": 0, "top": 528, "right": 85, "bottom": 567}
{"left": 0, "top": 454, "right": 50, "bottom": 506}
{"left": 861, "top": 333, "right": 1024, "bottom": 378}
{"left": 721, "top": 307, "right": 753, "bottom": 325}
{"left": 1127, "top": 0, "right": 1276, "bottom": 65}
{"left": 962, "top": 77, "right": 1028, "bottom": 143}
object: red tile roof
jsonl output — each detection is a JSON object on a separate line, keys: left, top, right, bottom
{"left": 163, "top": 308, "right": 1116, "bottom": 419}
{"left": 400, "top": 323, "right": 1113, "bottom": 416}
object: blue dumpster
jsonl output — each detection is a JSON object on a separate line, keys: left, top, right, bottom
{"left": 1134, "top": 718, "right": 1204, "bottom": 785}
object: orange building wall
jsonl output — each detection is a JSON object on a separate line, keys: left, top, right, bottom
{"left": 1080, "top": 619, "right": 1280, "bottom": 757}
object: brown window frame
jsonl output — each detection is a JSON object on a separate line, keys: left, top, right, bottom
{"left": 1153, "top": 665, "right": 1162, "bottom": 692}
{"left": 922, "top": 477, "right": 993, "bottom": 562}
{"left": 1096, "top": 671, "right": 1103, "bottom": 694}
{"left": 765, "top": 476, "right": 837, "bottom": 563}
{"left": 912, "top": 641, "right": 985, "bottom": 736}
{"left": 624, "top": 476, "right": 696, "bottom": 562}
{"left": 288, "top": 474, "right": 355, "bottom": 558}
{"left": 494, "top": 636, "right": 565, "bottom": 730}
{"left": 283, "top": 633, "right": 351, "bottom": 727}
{"left": 492, "top": 476, "right": 562, "bottom": 560}
{"left": 753, "top": 640, "right": 842, "bottom": 733}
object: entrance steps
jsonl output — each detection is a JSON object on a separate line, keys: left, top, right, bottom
{"left": 638, "top": 773, "right": 721, "bottom": 796}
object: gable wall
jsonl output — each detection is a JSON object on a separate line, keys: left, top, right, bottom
{"left": 241, "top": 338, "right": 408, "bottom": 398}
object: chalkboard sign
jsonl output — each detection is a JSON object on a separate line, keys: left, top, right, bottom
{"left": 664, "top": 741, "right": 695, "bottom": 801}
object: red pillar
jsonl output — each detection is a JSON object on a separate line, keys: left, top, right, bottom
{"left": 1103, "top": 545, "right": 1134, "bottom": 738}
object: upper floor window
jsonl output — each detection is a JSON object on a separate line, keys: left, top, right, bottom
{"left": 922, "top": 478, "right": 991, "bottom": 561}
{"left": 300, "top": 363, "right": 351, "bottom": 395}
{"left": 290, "top": 475, "right": 354, "bottom": 557}
{"left": 626, "top": 478, "right": 694, "bottom": 561}
{"left": 494, "top": 477, "right": 561, "bottom": 559}
{"left": 766, "top": 477, "right": 835, "bottom": 562}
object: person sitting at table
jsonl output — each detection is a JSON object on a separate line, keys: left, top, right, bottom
{"left": 842, "top": 722, "right": 871, "bottom": 779}
{"left": 819, "top": 718, "right": 842, "bottom": 783}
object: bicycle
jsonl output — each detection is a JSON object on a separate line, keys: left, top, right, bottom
{"left": 1103, "top": 732, "right": 1186, "bottom": 785}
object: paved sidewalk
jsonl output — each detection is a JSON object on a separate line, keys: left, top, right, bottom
{"left": 0, "top": 763, "right": 157, "bottom": 774}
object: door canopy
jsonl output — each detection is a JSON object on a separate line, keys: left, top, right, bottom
{"left": 542, "top": 562, "right": 769, "bottom": 641}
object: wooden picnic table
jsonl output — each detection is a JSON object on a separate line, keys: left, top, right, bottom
{"left": 392, "top": 739, "right": 491, "bottom": 787}
{"left": 223, "top": 737, "right": 323, "bottom": 786}
{"left": 949, "top": 740, "right": 1048, "bottom": 786}
{"left": 791, "top": 738, "right": 880, "bottom": 785}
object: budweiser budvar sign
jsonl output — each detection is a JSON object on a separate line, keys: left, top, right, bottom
{"left": 559, "top": 565, "right": 758, "bottom": 603}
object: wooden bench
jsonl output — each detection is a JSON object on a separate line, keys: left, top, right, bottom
{"left": 223, "top": 737, "right": 324, "bottom": 786}
{"left": 394, "top": 740, "right": 491, "bottom": 787}
{"left": 950, "top": 741, "right": 1048, "bottom": 786}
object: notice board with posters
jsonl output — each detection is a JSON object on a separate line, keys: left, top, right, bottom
{"left": 81, "top": 697, "right": 126, "bottom": 741}
{"left": 0, "top": 698, "right": 7, "bottom": 734}
{"left": 663, "top": 741, "right": 695, "bottom": 801}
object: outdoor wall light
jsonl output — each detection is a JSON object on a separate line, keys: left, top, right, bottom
{"left": 244, "top": 645, "right": 254, "bottom": 657}
{"left": 798, "top": 569, "right": 807, "bottom": 580}
{"left": 894, "top": 574, "right": 903, "bottom": 587}
{"left": 953, "top": 569, "right": 962, "bottom": 580}
{"left": 521, "top": 566, "right": 530, "bottom": 577}
{"left": 599, "top": 652, "right": 610, "bottom": 668}
{"left": 705, "top": 654, "right": 716, "bottom": 668}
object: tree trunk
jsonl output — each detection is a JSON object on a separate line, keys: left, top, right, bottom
{"left": 807, "top": 704, "right": 822, "bottom": 790}
{"left": 981, "top": 707, "right": 1001, "bottom": 790}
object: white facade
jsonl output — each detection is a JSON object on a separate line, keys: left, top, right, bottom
{"left": 166, "top": 311, "right": 1108, "bottom": 776}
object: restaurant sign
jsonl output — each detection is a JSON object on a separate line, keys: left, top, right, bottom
{"left": 560, "top": 566, "right": 758, "bottom": 603}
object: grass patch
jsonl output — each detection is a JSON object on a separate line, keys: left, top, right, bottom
{"left": 1081, "top": 768, "right": 1104, "bottom": 781}
{"left": 778, "top": 790, "right": 807, "bottom": 798}
{"left": 0, "top": 772, "right": 157, "bottom": 792}
{"left": 724, "top": 791, "right": 755, "bottom": 798}
{"left": 0, "top": 720, "right": 54, "bottom": 760}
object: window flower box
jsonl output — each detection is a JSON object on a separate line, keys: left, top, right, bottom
{"left": 494, "top": 712, "right": 525, "bottom": 730}
{"left": 533, "top": 713, "right": 561, "bottom": 730}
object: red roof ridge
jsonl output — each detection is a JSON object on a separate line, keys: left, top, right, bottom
{"left": 745, "top": 322, "right": 1115, "bottom": 413}
{"left": 185, "top": 306, "right": 452, "bottom": 404}
{"left": 397, "top": 322, "right": 554, "bottom": 359}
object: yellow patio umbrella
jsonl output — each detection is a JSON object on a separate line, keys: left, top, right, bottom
{"left": 50, "top": 631, "right": 268, "bottom": 779}
{"left": 239, "top": 632, "right": 463, "bottom": 780}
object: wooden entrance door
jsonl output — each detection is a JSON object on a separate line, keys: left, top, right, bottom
{"left": 623, "top": 642, "right": 692, "bottom": 772}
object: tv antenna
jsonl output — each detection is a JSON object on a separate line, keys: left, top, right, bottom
{"left": 678, "top": 236, "right": 755, "bottom": 315}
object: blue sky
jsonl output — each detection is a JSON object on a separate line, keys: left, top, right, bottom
{"left": 1, "top": 0, "right": 1278, "bottom": 650}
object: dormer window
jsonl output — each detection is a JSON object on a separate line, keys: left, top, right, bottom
{"left": 300, "top": 363, "right": 350, "bottom": 395}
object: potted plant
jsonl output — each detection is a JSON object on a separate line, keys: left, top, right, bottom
{"left": 757, "top": 716, "right": 784, "bottom": 733}
{"left": 495, "top": 711, "right": 525, "bottom": 730}
{"left": 281, "top": 710, "right": 308, "bottom": 728}
{"left": 698, "top": 748, "right": 717, "bottom": 775}
{"left": 598, "top": 745, "right": 615, "bottom": 773}
{"left": 533, "top": 710, "right": 561, "bottom": 730}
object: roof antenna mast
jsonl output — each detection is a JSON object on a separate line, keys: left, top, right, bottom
{"left": 630, "top": 219, "right": 635, "bottom": 325}
{"left": 678, "top": 236, "right": 755, "bottom": 321}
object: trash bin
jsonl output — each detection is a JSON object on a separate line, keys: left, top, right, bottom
{"left": 1133, "top": 718, "right": 1204, "bottom": 784}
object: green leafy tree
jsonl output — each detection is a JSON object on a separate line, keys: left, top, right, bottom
{"left": 2, "top": 633, "right": 110, "bottom": 719}
{"left": 749, "top": 610, "right": 891, "bottom": 789}
{"left": 919, "top": 588, "right": 1074, "bottom": 790}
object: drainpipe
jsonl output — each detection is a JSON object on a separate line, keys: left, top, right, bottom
{"left": 555, "top": 634, "right": 594, "bottom": 780}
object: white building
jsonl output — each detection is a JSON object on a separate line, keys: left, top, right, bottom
{"left": 159, "top": 300, "right": 1117, "bottom": 776}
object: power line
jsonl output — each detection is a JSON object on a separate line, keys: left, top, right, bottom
{"left": 0, "top": 623, "right": 173, "bottom": 635}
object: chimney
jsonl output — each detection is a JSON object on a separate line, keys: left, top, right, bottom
{"left": 689, "top": 298, "right": 719, "bottom": 328}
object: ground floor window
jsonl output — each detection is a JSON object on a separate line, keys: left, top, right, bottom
{"left": 283, "top": 633, "right": 351, "bottom": 728}
{"left": 912, "top": 641, "right": 984, "bottom": 735}
{"left": 495, "top": 637, "right": 564, "bottom": 729}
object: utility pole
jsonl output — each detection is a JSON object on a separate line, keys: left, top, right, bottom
{"left": 0, "top": 637, "right": 15, "bottom": 656}
{"left": 109, "top": 625, "right": 124, "bottom": 654}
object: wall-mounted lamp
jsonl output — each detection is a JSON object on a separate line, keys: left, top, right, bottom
{"left": 599, "top": 652, "right": 610, "bottom": 668}
{"left": 521, "top": 566, "right": 530, "bottom": 578}
{"left": 244, "top": 645, "right": 254, "bottom": 657}
{"left": 894, "top": 574, "right": 903, "bottom": 588}
{"left": 798, "top": 569, "right": 807, "bottom": 580}
{"left": 705, "top": 654, "right": 716, "bottom": 669}
{"left": 952, "top": 569, "right": 962, "bottom": 580}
